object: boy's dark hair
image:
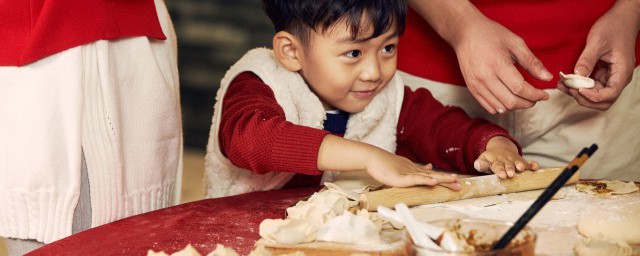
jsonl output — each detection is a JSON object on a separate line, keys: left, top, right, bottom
{"left": 262, "top": 0, "right": 406, "bottom": 44}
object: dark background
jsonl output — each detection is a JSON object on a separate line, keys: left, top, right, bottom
{"left": 166, "top": 0, "right": 273, "bottom": 150}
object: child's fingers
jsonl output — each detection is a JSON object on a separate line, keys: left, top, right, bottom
{"left": 528, "top": 161, "right": 540, "bottom": 170}
{"left": 405, "top": 173, "right": 439, "bottom": 186}
{"left": 490, "top": 161, "right": 508, "bottom": 179}
{"left": 425, "top": 171, "right": 459, "bottom": 183}
{"left": 473, "top": 158, "right": 491, "bottom": 173}
{"left": 514, "top": 160, "right": 527, "bottom": 172}
{"left": 504, "top": 161, "right": 516, "bottom": 177}
{"left": 421, "top": 163, "right": 433, "bottom": 170}
{"left": 439, "top": 181, "right": 462, "bottom": 191}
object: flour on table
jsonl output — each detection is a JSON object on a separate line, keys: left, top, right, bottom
{"left": 576, "top": 180, "right": 639, "bottom": 196}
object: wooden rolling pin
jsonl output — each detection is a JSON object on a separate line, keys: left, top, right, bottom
{"left": 359, "top": 167, "right": 578, "bottom": 211}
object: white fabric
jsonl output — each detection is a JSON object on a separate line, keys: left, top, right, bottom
{"left": 0, "top": 0, "right": 182, "bottom": 243}
{"left": 205, "top": 48, "right": 404, "bottom": 198}
{"left": 399, "top": 68, "right": 640, "bottom": 181}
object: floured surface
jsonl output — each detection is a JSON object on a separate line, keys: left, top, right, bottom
{"left": 414, "top": 184, "right": 640, "bottom": 256}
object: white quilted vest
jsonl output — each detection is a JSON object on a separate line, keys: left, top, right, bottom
{"left": 204, "top": 48, "right": 404, "bottom": 198}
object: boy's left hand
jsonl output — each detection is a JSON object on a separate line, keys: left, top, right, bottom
{"left": 474, "top": 136, "right": 539, "bottom": 179}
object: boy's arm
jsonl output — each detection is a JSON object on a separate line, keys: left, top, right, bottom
{"left": 219, "top": 72, "right": 328, "bottom": 175}
{"left": 396, "top": 86, "right": 521, "bottom": 174}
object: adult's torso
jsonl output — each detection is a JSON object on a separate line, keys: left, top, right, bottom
{"left": 0, "top": 0, "right": 165, "bottom": 66}
{"left": 398, "top": 0, "right": 640, "bottom": 89}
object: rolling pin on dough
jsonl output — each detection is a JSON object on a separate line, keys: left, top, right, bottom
{"left": 359, "top": 167, "right": 577, "bottom": 211}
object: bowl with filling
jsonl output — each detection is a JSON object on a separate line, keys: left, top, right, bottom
{"left": 409, "top": 218, "right": 536, "bottom": 256}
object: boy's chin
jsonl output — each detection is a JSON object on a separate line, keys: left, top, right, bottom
{"left": 336, "top": 102, "right": 370, "bottom": 114}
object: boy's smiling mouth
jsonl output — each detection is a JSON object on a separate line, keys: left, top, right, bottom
{"left": 351, "top": 88, "right": 377, "bottom": 99}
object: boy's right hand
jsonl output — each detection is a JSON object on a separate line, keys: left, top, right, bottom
{"left": 364, "top": 150, "right": 462, "bottom": 191}
{"left": 318, "top": 135, "right": 461, "bottom": 190}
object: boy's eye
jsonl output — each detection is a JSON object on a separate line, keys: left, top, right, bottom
{"left": 345, "top": 50, "right": 361, "bottom": 58}
{"left": 383, "top": 44, "right": 396, "bottom": 53}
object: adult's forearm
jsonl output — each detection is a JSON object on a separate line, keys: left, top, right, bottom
{"left": 407, "top": 0, "right": 484, "bottom": 46}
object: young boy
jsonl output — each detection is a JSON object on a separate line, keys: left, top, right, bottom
{"left": 204, "top": 0, "right": 538, "bottom": 198}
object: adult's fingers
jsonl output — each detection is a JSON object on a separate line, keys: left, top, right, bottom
{"left": 469, "top": 78, "right": 510, "bottom": 114}
{"left": 567, "top": 88, "right": 613, "bottom": 110}
{"left": 510, "top": 38, "right": 554, "bottom": 82}
{"left": 578, "top": 65, "right": 630, "bottom": 105}
{"left": 496, "top": 64, "right": 549, "bottom": 104}
{"left": 574, "top": 39, "right": 604, "bottom": 77}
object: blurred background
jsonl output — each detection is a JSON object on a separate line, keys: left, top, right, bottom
{"left": 170, "top": 0, "right": 274, "bottom": 203}
{"left": 0, "top": 1, "right": 272, "bottom": 255}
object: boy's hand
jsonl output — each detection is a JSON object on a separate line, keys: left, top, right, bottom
{"left": 474, "top": 136, "right": 539, "bottom": 179}
{"left": 318, "top": 135, "right": 461, "bottom": 190}
{"left": 365, "top": 151, "right": 462, "bottom": 190}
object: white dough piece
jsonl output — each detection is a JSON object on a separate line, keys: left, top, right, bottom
{"left": 206, "top": 244, "right": 240, "bottom": 256}
{"left": 576, "top": 180, "right": 639, "bottom": 196}
{"left": 147, "top": 244, "right": 203, "bottom": 256}
{"left": 559, "top": 72, "right": 595, "bottom": 89}
{"left": 327, "top": 171, "right": 384, "bottom": 193}
{"left": 286, "top": 189, "right": 357, "bottom": 227}
{"left": 574, "top": 238, "right": 632, "bottom": 256}
{"left": 316, "top": 209, "right": 381, "bottom": 245}
{"left": 259, "top": 219, "right": 317, "bottom": 245}
{"left": 578, "top": 202, "right": 640, "bottom": 244}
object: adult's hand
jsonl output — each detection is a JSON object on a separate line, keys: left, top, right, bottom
{"left": 409, "top": 0, "right": 552, "bottom": 114}
{"left": 557, "top": 0, "right": 640, "bottom": 111}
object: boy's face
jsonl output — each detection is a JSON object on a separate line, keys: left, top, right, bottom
{"left": 297, "top": 21, "right": 399, "bottom": 113}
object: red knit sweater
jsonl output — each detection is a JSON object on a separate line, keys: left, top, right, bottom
{"left": 398, "top": 0, "right": 640, "bottom": 89}
{"left": 218, "top": 72, "right": 519, "bottom": 188}
{"left": 0, "top": 0, "right": 165, "bottom": 66}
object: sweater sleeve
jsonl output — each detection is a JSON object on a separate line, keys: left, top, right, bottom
{"left": 395, "top": 86, "right": 522, "bottom": 175}
{"left": 218, "top": 72, "right": 329, "bottom": 175}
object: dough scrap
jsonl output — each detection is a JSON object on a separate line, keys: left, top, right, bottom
{"left": 316, "top": 209, "right": 381, "bottom": 245}
{"left": 286, "top": 189, "right": 357, "bottom": 227}
{"left": 147, "top": 244, "right": 202, "bottom": 256}
{"left": 326, "top": 171, "right": 383, "bottom": 193}
{"left": 574, "top": 238, "right": 632, "bottom": 256}
{"left": 259, "top": 219, "right": 317, "bottom": 245}
{"left": 576, "top": 180, "right": 638, "bottom": 195}
{"left": 578, "top": 202, "right": 640, "bottom": 244}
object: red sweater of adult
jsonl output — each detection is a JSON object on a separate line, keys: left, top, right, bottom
{"left": 0, "top": 0, "right": 164, "bottom": 66}
{"left": 398, "top": 0, "right": 640, "bottom": 89}
{"left": 219, "top": 72, "right": 520, "bottom": 188}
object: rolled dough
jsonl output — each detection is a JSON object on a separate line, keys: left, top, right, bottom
{"left": 574, "top": 238, "right": 632, "bottom": 256}
{"left": 576, "top": 180, "right": 638, "bottom": 196}
{"left": 578, "top": 202, "right": 640, "bottom": 244}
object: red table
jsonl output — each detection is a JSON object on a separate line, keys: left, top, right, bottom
{"left": 26, "top": 187, "right": 321, "bottom": 256}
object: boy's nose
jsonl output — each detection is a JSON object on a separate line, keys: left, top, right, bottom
{"left": 360, "top": 58, "right": 381, "bottom": 82}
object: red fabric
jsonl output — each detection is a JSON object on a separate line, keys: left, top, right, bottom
{"left": 26, "top": 187, "right": 322, "bottom": 256}
{"left": 398, "top": 0, "right": 640, "bottom": 89}
{"left": 219, "top": 72, "right": 518, "bottom": 181}
{"left": 0, "top": 0, "right": 165, "bottom": 66}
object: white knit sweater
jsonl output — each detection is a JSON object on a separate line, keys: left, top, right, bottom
{"left": 204, "top": 48, "right": 405, "bottom": 198}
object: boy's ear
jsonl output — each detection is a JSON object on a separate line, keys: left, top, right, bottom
{"left": 273, "top": 31, "right": 302, "bottom": 72}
